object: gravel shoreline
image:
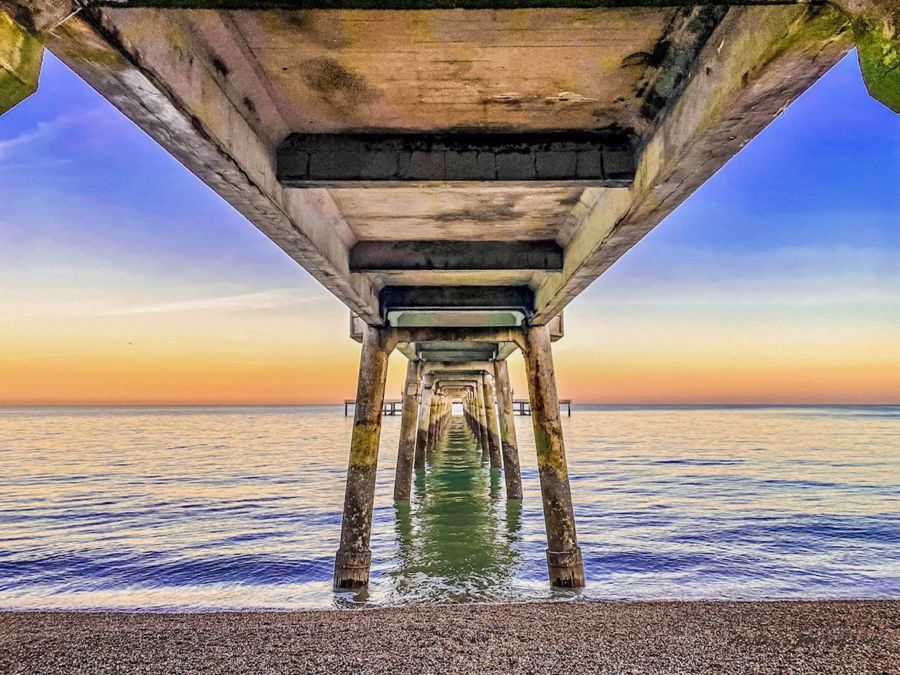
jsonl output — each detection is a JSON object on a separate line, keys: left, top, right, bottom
{"left": 1, "top": 600, "right": 897, "bottom": 674}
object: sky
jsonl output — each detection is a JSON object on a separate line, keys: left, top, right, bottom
{"left": 0, "top": 51, "right": 898, "bottom": 405}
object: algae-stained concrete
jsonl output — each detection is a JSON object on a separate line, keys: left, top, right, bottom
{"left": 12, "top": 2, "right": 856, "bottom": 328}
{"left": 0, "top": 10, "right": 42, "bottom": 114}
{"left": 850, "top": 5, "right": 900, "bottom": 112}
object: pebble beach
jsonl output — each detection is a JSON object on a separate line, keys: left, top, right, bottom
{"left": 2, "top": 600, "right": 897, "bottom": 674}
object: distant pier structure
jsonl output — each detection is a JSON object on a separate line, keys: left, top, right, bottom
{"left": 3, "top": 0, "right": 894, "bottom": 593}
{"left": 344, "top": 398, "right": 572, "bottom": 417}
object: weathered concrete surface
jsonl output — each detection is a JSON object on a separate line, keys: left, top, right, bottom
{"left": 42, "top": 5, "right": 382, "bottom": 324}
{"left": 530, "top": 3, "right": 854, "bottom": 323}
{"left": 494, "top": 359, "right": 522, "bottom": 499}
{"left": 334, "top": 326, "right": 391, "bottom": 589}
{"left": 472, "top": 375, "right": 490, "bottom": 458}
{"left": 4, "top": 3, "right": 855, "bottom": 326}
{"left": 350, "top": 240, "right": 563, "bottom": 272}
{"left": 847, "top": 3, "right": 900, "bottom": 112}
{"left": 0, "top": 10, "right": 42, "bottom": 114}
{"left": 413, "top": 379, "right": 433, "bottom": 469}
{"left": 393, "top": 359, "right": 420, "bottom": 501}
{"left": 523, "top": 323, "right": 584, "bottom": 587}
{"left": 3, "top": 601, "right": 897, "bottom": 674}
{"left": 482, "top": 374, "right": 503, "bottom": 469}
{"left": 277, "top": 130, "right": 636, "bottom": 187}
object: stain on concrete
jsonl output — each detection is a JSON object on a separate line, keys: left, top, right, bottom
{"left": 211, "top": 55, "right": 229, "bottom": 78}
{"left": 299, "top": 56, "right": 376, "bottom": 109}
{"left": 279, "top": 11, "right": 352, "bottom": 49}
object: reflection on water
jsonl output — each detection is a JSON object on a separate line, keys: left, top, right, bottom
{"left": 0, "top": 405, "right": 898, "bottom": 609}
{"left": 388, "top": 419, "right": 519, "bottom": 602}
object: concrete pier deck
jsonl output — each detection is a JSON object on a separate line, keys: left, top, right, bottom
{"left": 1, "top": 601, "right": 897, "bottom": 674}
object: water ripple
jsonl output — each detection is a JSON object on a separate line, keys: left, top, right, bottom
{"left": 0, "top": 404, "right": 897, "bottom": 609}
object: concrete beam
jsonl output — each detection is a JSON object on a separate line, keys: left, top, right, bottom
{"left": 277, "top": 131, "right": 636, "bottom": 188}
{"left": 87, "top": 1, "right": 825, "bottom": 8}
{"left": 350, "top": 241, "right": 563, "bottom": 273}
{"left": 531, "top": 4, "right": 853, "bottom": 323}
{"left": 381, "top": 286, "right": 534, "bottom": 313}
{"left": 392, "top": 327, "right": 527, "bottom": 349}
{"left": 423, "top": 361, "right": 497, "bottom": 375}
{"left": 0, "top": 0, "right": 73, "bottom": 34}
{"left": 418, "top": 350, "right": 496, "bottom": 362}
{"left": 848, "top": 4, "right": 899, "bottom": 112}
{"left": 44, "top": 7, "right": 382, "bottom": 324}
{"left": 0, "top": 10, "right": 42, "bottom": 114}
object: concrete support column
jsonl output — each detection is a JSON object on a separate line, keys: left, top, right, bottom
{"left": 464, "top": 394, "right": 476, "bottom": 436}
{"left": 474, "top": 377, "right": 490, "bottom": 459}
{"left": 482, "top": 374, "right": 502, "bottom": 469}
{"left": 426, "top": 394, "right": 439, "bottom": 452}
{"left": 0, "top": 11, "right": 43, "bottom": 115}
{"left": 393, "top": 359, "right": 420, "bottom": 501}
{"left": 494, "top": 360, "right": 522, "bottom": 500}
{"left": 523, "top": 323, "right": 585, "bottom": 588}
{"left": 414, "top": 381, "right": 434, "bottom": 469}
{"left": 438, "top": 397, "right": 449, "bottom": 439}
{"left": 334, "top": 325, "right": 391, "bottom": 590}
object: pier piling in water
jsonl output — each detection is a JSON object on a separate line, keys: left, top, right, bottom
{"left": 342, "top": 342, "right": 580, "bottom": 588}
{"left": 414, "top": 377, "right": 433, "bottom": 470}
{"left": 494, "top": 360, "right": 522, "bottom": 500}
{"left": 475, "top": 378, "right": 491, "bottom": 461}
{"left": 523, "top": 324, "right": 585, "bottom": 588}
{"left": 394, "top": 359, "right": 420, "bottom": 501}
{"left": 334, "top": 326, "right": 392, "bottom": 590}
{"left": 483, "top": 374, "right": 503, "bottom": 470}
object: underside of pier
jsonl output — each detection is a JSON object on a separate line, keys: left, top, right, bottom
{"left": 4, "top": 0, "right": 891, "bottom": 591}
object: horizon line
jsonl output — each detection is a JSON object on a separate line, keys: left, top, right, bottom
{"left": 1, "top": 402, "right": 898, "bottom": 408}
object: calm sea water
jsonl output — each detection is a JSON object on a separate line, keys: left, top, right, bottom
{"left": 0, "top": 405, "right": 897, "bottom": 610}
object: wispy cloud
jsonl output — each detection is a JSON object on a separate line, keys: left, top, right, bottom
{"left": 0, "top": 118, "right": 67, "bottom": 159}
{"left": 94, "top": 288, "right": 319, "bottom": 316}
{"left": 0, "top": 111, "right": 102, "bottom": 161}
{"left": 0, "top": 288, "right": 326, "bottom": 321}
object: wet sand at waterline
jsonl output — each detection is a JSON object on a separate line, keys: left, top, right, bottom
{"left": 2, "top": 601, "right": 897, "bottom": 674}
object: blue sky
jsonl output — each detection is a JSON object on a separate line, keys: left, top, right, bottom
{"left": 0, "top": 51, "right": 898, "bottom": 404}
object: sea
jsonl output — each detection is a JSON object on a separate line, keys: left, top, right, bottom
{"left": 0, "top": 405, "right": 897, "bottom": 610}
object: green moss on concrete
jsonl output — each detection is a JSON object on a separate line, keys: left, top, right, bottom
{"left": 755, "top": 4, "right": 853, "bottom": 76}
{"left": 0, "top": 10, "right": 43, "bottom": 114}
{"left": 853, "top": 12, "right": 900, "bottom": 113}
{"left": 533, "top": 424, "right": 569, "bottom": 476}
{"left": 349, "top": 422, "right": 381, "bottom": 466}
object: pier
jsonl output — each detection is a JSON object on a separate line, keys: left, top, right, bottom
{"left": 2, "top": 0, "right": 894, "bottom": 593}
{"left": 344, "top": 398, "right": 571, "bottom": 416}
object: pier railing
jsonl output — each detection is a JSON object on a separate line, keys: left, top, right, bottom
{"left": 344, "top": 399, "right": 571, "bottom": 416}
